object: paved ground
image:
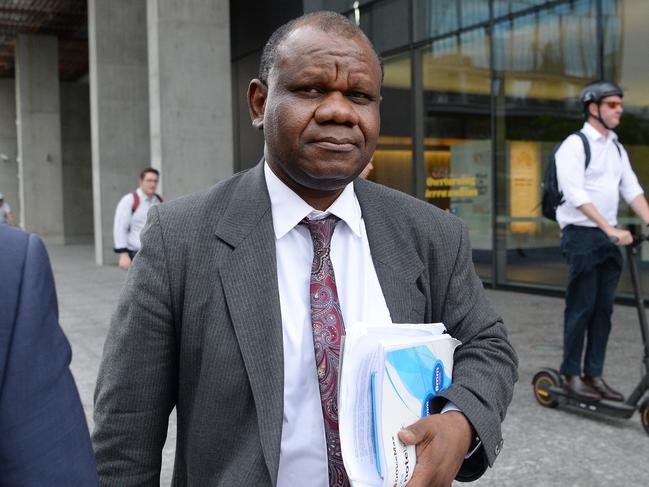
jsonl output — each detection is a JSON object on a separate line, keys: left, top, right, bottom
{"left": 49, "top": 243, "right": 649, "bottom": 486}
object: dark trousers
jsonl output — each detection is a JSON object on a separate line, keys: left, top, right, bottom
{"left": 128, "top": 250, "right": 138, "bottom": 260}
{"left": 560, "top": 226, "right": 623, "bottom": 377}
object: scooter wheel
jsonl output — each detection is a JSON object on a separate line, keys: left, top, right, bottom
{"left": 532, "top": 370, "right": 560, "bottom": 408}
{"left": 640, "top": 398, "right": 649, "bottom": 436}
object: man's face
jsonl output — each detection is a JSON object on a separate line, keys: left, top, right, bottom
{"left": 591, "top": 95, "right": 623, "bottom": 129}
{"left": 140, "top": 172, "right": 159, "bottom": 197}
{"left": 249, "top": 25, "right": 382, "bottom": 197}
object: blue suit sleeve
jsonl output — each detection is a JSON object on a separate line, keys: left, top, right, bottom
{"left": 0, "top": 234, "right": 99, "bottom": 486}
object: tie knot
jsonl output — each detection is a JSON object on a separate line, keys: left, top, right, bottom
{"left": 301, "top": 215, "right": 340, "bottom": 255}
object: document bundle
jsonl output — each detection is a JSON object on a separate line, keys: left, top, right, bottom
{"left": 339, "top": 323, "right": 460, "bottom": 487}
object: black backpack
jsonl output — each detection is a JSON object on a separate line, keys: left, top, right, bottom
{"left": 541, "top": 132, "right": 590, "bottom": 221}
{"left": 541, "top": 132, "right": 623, "bottom": 221}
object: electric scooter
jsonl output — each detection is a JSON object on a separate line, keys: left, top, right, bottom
{"left": 532, "top": 234, "right": 649, "bottom": 436}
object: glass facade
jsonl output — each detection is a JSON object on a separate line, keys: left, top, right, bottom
{"left": 492, "top": 0, "right": 599, "bottom": 290}
{"left": 374, "top": 54, "right": 413, "bottom": 195}
{"left": 336, "top": 0, "right": 649, "bottom": 297}
{"left": 420, "top": 29, "right": 493, "bottom": 278}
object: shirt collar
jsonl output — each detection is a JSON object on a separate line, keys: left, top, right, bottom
{"left": 264, "top": 161, "right": 363, "bottom": 240}
{"left": 583, "top": 121, "right": 618, "bottom": 143}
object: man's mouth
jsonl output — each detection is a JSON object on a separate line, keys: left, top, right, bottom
{"left": 312, "top": 137, "right": 356, "bottom": 152}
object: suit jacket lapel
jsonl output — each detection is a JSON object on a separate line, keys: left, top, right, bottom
{"left": 212, "top": 171, "right": 427, "bottom": 482}
{"left": 215, "top": 162, "right": 284, "bottom": 484}
{"left": 355, "top": 180, "right": 427, "bottom": 323}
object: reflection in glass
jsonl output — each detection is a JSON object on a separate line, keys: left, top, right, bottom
{"left": 493, "top": 0, "right": 598, "bottom": 288}
{"left": 414, "top": 0, "right": 490, "bottom": 41}
{"left": 414, "top": 0, "right": 458, "bottom": 40}
{"left": 493, "top": 0, "right": 552, "bottom": 18}
{"left": 370, "top": 54, "right": 413, "bottom": 195}
{"left": 421, "top": 28, "right": 492, "bottom": 280}
{"left": 494, "top": 3, "right": 597, "bottom": 107}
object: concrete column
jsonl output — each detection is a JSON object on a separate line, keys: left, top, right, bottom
{"left": 88, "top": 0, "right": 150, "bottom": 265}
{"left": 147, "top": 0, "right": 233, "bottom": 200}
{"left": 15, "top": 34, "right": 64, "bottom": 242}
{"left": 0, "top": 79, "right": 18, "bottom": 220}
{"left": 61, "top": 82, "right": 93, "bottom": 244}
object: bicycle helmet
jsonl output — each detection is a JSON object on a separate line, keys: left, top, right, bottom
{"left": 580, "top": 80, "right": 623, "bottom": 108}
{"left": 580, "top": 80, "right": 623, "bottom": 129}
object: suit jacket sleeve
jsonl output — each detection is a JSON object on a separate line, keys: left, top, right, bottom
{"left": 437, "top": 222, "right": 518, "bottom": 481}
{"left": 93, "top": 207, "right": 178, "bottom": 486}
{"left": 0, "top": 233, "right": 99, "bottom": 486}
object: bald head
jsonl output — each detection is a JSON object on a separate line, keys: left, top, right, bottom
{"left": 258, "top": 11, "right": 383, "bottom": 86}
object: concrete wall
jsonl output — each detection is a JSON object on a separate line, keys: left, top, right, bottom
{"left": 61, "top": 82, "right": 93, "bottom": 243}
{"left": 15, "top": 34, "right": 64, "bottom": 242}
{"left": 0, "top": 79, "right": 18, "bottom": 220}
{"left": 147, "top": 0, "right": 233, "bottom": 199}
{"left": 89, "top": 0, "right": 150, "bottom": 265}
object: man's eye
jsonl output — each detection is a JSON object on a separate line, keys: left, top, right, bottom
{"left": 299, "top": 87, "right": 321, "bottom": 94}
{"left": 348, "top": 92, "right": 372, "bottom": 102}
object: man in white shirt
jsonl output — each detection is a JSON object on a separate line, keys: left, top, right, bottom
{"left": 112, "top": 168, "right": 162, "bottom": 270}
{"left": 555, "top": 80, "right": 649, "bottom": 402}
{"left": 93, "top": 12, "right": 517, "bottom": 487}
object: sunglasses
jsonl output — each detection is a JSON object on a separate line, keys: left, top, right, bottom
{"left": 602, "top": 101, "right": 623, "bottom": 109}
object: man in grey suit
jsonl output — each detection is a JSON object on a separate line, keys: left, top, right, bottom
{"left": 93, "top": 11, "right": 517, "bottom": 487}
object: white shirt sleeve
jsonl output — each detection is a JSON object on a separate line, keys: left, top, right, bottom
{"left": 441, "top": 401, "right": 482, "bottom": 459}
{"left": 618, "top": 145, "right": 644, "bottom": 204}
{"left": 555, "top": 134, "right": 591, "bottom": 208}
{"left": 113, "top": 193, "right": 134, "bottom": 251}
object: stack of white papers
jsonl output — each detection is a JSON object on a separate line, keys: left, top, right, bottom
{"left": 339, "top": 323, "right": 460, "bottom": 487}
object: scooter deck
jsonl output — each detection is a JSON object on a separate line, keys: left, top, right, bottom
{"left": 548, "top": 386, "right": 636, "bottom": 418}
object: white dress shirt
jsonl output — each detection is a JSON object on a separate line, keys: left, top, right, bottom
{"left": 556, "top": 122, "right": 643, "bottom": 229}
{"left": 113, "top": 188, "right": 161, "bottom": 252}
{"left": 264, "top": 163, "right": 393, "bottom": 487}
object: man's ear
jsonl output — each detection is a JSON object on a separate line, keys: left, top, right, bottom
{"left": 247, "top": 79, "right": 268, "bottom": 130}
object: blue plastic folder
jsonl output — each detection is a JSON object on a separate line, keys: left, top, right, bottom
{"left": 338, "top": 323, "right": 460, "bottom": 487}
{"left": 372, "top": 345, "right": 453, "bottom": 480}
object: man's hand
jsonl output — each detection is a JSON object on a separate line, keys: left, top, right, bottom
{"left": 398, "top": 411, "right": 473, "bottom": 487}
{"left": 606, "top": 227, "right": 633, "bottom": 246}
{"left": 118, "top": 252, "right": 132, "bottom": 271}
{"left": 577, "top": 203, "right": 633, "bottom": 246}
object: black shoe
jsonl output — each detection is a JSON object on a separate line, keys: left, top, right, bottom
{"left": 583, "top": 376, "right": 625, "bottom": 402}
{"left": 561, "top": 374, "right": 602, "bottom": 402}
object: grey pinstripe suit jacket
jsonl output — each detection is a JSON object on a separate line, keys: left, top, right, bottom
{"left": 93, "top": 161, "right": 518, "bottom": 486}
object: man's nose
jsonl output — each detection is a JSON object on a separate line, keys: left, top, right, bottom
{"left": 314, "top": 92, "right": 360, "bottom": 126}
